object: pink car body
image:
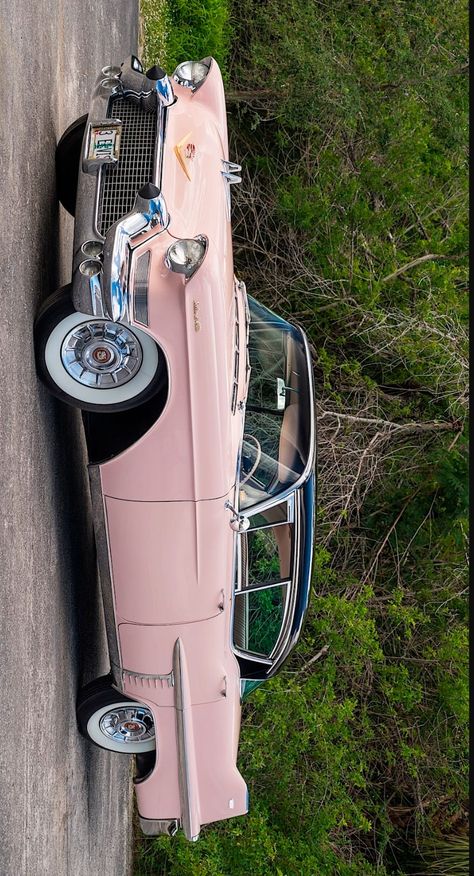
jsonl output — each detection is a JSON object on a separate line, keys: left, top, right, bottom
{"left": 36, "top": 55, "right": 315, "bottom": 841}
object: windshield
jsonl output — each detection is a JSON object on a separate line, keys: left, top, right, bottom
{"left": 239, "top": 297, "right": 312, "bottom": 510}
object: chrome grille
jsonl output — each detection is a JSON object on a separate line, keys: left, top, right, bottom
{"left": 97, "top": 98, "right": 157, "bottom": 236}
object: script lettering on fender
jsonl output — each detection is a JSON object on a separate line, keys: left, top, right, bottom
{"left": 193, "top": 301, "right": 201, "bottom": 332}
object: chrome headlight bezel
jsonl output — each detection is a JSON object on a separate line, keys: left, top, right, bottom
{"left": 165, "top": 235, "right": 208, "bottom": 280}
{"left": 172, "top": 58, "right": 212, "bottom": 92}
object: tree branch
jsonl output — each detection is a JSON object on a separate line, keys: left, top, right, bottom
{"left": 299, "top": 645, "right": 330, "bottom": 673}
{"left": 381, "top": 252, "right": 465, "bottom": 283}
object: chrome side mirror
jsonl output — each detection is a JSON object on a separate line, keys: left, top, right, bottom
{"left": 225, "top": 501, "right": 250, "bottom": 533}
{"left": 229, "top": 516, "right": 250, "bottom": 533}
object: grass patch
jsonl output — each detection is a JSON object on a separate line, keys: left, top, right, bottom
{"left": 140, "top": 0, "right": 230, "bottom": 74}
{"left": 140, "top": 0, "right": 169, "bottom": 70}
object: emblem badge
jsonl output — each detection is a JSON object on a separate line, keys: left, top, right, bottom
{"left": 174, "top": 132, "right": 196, "bottom": 180}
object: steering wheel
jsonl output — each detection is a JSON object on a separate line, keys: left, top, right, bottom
{"left": 240, "top": 433, "right": 262, "bottom": 486}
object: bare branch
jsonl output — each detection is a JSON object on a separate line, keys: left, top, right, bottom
{"left": 381, "top": 252, "right": 465, "bottom": 283}
{"left": 299, "top": 645, "right": 330, "bottom": 674}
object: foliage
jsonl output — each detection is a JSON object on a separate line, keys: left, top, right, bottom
{"left": 137, "top": 1, "right": 468, "bottom": 874}
{"left": 417, "top": 835, "right": 469, "bottom": 875}
{"left": 140, "top": 0, "right": 230, "bottom": 74}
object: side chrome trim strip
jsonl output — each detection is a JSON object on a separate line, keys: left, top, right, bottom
{"left": 173, "top": 638, "right": 201, "bottom": 842}
{"left": 133, "top": 249, "right": 151, "bottom": 325}
{"left": 122, "top": 667, "right": 174, "bottom": 688}
{"left": 87, "top": 465, "right": 122, "bottom": 683}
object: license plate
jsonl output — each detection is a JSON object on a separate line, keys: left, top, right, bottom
{"left": 88, "top": 123, "right": 122, "bottom": 162}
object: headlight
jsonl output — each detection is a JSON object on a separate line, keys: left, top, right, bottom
{"left": 165, "top": 236, "right": 208, "bottom": 280}
{"left": 173, "top": 58, "right": 211, "bottom": 91}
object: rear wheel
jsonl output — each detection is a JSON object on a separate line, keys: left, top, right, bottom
{"left": 34, "top": 287, "right": 165, "bottom": 412}
{"left": 56, "top": 114, "right": 88, "bottom": 216}
{"left": 77, "top": 675, "right": 156, "bottom": 754}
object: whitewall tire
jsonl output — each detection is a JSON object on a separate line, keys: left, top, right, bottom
{"left": 76, "top": 675, "right": 157, "bottom": 755}
{"left": 35, "top": 288, "right": 165, "bottom": 412}
{"left": 86, "top": 701, "right": 156, "bottom": 754}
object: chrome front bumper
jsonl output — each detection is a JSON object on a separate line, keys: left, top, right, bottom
{"left": 71, "top": 56, "right": 172, "bottom": 319}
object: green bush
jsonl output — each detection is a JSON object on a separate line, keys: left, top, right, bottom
{"left": 141, "top": 0, "right": 230, "bottom": 73}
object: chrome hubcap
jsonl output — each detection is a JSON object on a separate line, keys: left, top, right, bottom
{"left": 61, "top": 321, "right": 143, "bottom": 388}
{"left": 99, "top": 706, "right": 155, "bottom": 745}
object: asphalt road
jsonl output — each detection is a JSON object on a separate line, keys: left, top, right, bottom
{"left": 0, "top": 3, "right": 139, "bottom": 874}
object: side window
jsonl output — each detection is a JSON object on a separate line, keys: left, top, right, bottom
{"left": 233, "top": 584, "right": 287, "bottom": 658}
{"left": 246, "top": 502, "right": 289, "bottom": 529}
{"left": 233, "top": 508, "right": 293, "bottom": 660}
{"left": 244, "top": 525, "right": 292, "bottom": 584}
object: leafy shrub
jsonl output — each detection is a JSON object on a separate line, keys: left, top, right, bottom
{"left": 141, "top": 0, "right": 230, "bottom": 73}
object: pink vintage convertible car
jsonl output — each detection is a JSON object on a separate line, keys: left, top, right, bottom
{"left": 34, "top": 56, "right": 315, "bottom": 840}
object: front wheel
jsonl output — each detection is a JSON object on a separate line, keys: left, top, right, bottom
{"left": 77, "top": 676, "right": 156, "bottom": 754}
{"left": 34, "top": 287, "right": 165, "bottom": 412}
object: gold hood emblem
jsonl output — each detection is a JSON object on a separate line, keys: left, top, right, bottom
{"left": 174, "top": 132, "right": 196, "bottom": 181}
